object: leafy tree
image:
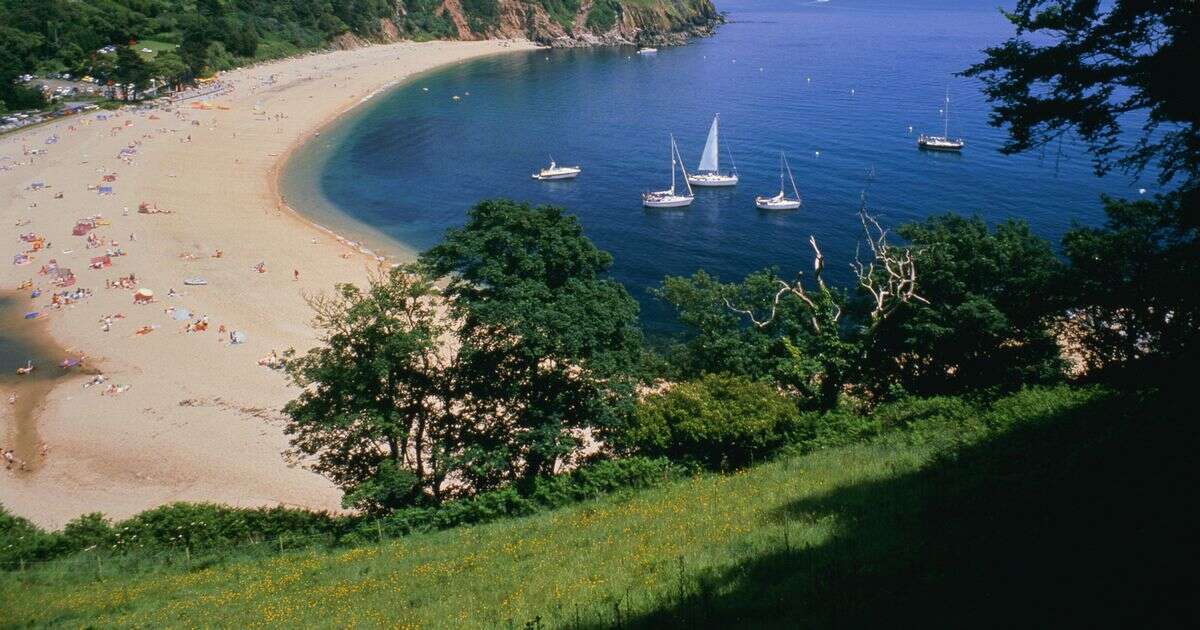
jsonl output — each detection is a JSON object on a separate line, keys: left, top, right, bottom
{"left": 283, "top": 265, "right": 462, "bottom": 513}
{"left": 421, "top": 200, "right": 644, "bottom": 491}
{"left": 664, "top": 210, "right": 924, "bottom": 410}
{"left": 0, "top": 25, "right": 45, "bottom": 112}
{"left": 616, "top": 373, "right": 799, "bottom": 470}
{"left": 965, "top": 0, "right": 1199, "bottom": 384}
{"left": 1060, "top": 193, "right": 1200, "bottom": 383}
{"left": 964, "top": 0, "right": 1199, "bottom": 194}
{"left": 152, "top": 50, "right": 190, "bottom": 86}
{"left": 113, "top": 45, "right": 152, "bottom": 96}
{"left": 865, "top": 215, "right": 1066, "bottom": 397}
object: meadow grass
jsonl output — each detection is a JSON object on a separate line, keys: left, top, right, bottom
{"left": 3, "top": 385, "right": 1186, "bottom": 628}
{"left": 2, "top": 439, "right": 930, "bottom": 627}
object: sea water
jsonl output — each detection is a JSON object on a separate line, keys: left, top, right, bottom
{"left": 282, "top": 0, "right": 1147, "bottom": 336}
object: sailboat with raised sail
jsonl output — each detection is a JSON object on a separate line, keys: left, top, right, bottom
{"left": 918, "top": 88, "right": 965, "bottom": 151}
{"left": 643, "top": 135, "right": 695, "bottom": 208}
{"left": 687, "top": 114, "right": 739, "bottom": 187}
{"left": 756, "top": 151, "right": 802, "bottom": 210}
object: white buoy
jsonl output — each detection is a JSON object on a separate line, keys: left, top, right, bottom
{"left": 815, "top": 151, "right": 820, "bottom": 157}
{"left": 1139, "top": 188, "right": 1147, "bottom": 194}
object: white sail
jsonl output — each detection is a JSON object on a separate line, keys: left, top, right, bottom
{"left": 698, "top": 115, "right": 720, "bottom": 173}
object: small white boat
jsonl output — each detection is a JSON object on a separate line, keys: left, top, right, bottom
{"left": 531, "top": 158, "right": 581, "bottom": 181}
{"left": 643, "top": 135, "right": 694, "bottom": 209}
{"left": 688, "top": 113, "right": 739, "bottom": 187}
{"left": 917, "top": 89, "right": 964, "bottom": 152}
{"left": 756, "top": 151, "right": 802, "bottom": 210}
{"left": 637, "top": 47, "right": 658, "bottom": 55}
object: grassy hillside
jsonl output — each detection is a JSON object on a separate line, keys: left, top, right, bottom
{"left": 2, "top": 385, "right": 1189, "bottom": 627}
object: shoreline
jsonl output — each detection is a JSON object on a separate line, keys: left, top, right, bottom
{"left": 0, "top": 39, "right": 540, "bottom": 528}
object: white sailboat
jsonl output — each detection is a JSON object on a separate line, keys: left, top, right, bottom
{"left": 531, "top": 157, "right": 581, "bottom": 180}
{"left": 643, "top": 135, "right": 695, "bottom": 208}
{"left": 755, "top": 151, "right": 802, "bottom": 210}
{"left": 687, "top": 114, "right": 739, "bottom": 187}
{"left": 918, "top": 88, "right": 965, "bottom": 151}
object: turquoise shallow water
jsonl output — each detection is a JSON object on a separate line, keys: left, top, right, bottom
{"left": 282, "top": 0, "right": 1148, "bottom": 335}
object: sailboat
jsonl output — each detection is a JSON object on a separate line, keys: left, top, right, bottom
{"left": 531, "top": 156, "right": 581, "bottom": 180}
{"left": 755, "top": 152, "right": 802, "bottom": 210}
{"left": 918, "top": 89, "right": 965, "bottom": 151}
{"left": 643, "top": 135, "right": 695, "bottom": 208}
{"left": 687, "top": 114, "right": 739, "bottom": 187}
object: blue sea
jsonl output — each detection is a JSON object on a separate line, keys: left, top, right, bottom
{"left": 281, "top": 0, "right": 1148, "bottom": 336}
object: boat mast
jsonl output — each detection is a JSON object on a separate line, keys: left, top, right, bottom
{"left": 669, "top": 135, "right": 677, "bottom": 194}
{"left": 677, "top": 137, "right": 694, "bottom": 196}
{"left": 943, "top": 88, "right": 950, "bottom": 139}
{"left": 778, "top": 152, "right": 786, "bottom": 196}
{"left": 786, "top": 154, "right": 800, "bottom": 201}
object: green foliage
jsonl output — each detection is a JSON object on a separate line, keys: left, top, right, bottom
{"left": 284, "top": 265, "right": 458, "bottom": 513}
{"left": 422, "top": 200, "right": 644, "bottom": 490}
{"left": 0, "top": 456, "right": 673, "bottom": 568}
{"left": 1060, "top": 192, "right": 1200, "bottom": 383}
{"left": 866, "top": 214, "right": 1066, "bottom": 397}
{"left": 462, "top": 0, "right": 501, "bottom": 34}
{"left": 113, "top": 45, "right": 152, "bottom": 93}
{"left": 586, "top": 0, "right": 622, "bottom": 32}
{"left": 7, "top": 385, "right": 1167, "bottom": 630}
{"left": 964, "top": 0, "right": 1198, "bottom": 188}
{"left": 530, "top": 0, "right": 583, "bottom": 30}
{"left": 619, "top": 374, "right": 800, "bottom": 469}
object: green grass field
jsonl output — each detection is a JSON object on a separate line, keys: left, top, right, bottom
{"left": 1, "top": 386, "right": 1190, "bottom": 628}
{"left": 133, "top": 39, "right": 179, "bottom": 61}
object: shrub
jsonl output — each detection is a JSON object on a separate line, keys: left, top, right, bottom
{"left": 620, "top": 374, "right": 800, "bottom": 469}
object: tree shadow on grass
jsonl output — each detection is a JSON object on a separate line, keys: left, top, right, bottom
{"left": 570, "top": 389, "right": 1196, "bottom": 628}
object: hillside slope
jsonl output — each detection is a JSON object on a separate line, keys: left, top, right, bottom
{"left": 3, "top": 385, "right": 1189, "bottom": 628}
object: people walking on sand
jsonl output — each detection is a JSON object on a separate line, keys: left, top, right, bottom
{"left": 293, "top": 269, "right": 299, "bottom": 281}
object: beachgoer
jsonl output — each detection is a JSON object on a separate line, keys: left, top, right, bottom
{"left": 293, "top": 269, "right": 299, "bottom": 281}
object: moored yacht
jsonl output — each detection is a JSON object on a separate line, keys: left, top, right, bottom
{"left": 755, "top": 151, "right": 802, "bottom": 210}
{"left": 643, "top": 135, "right": 695, "bottom": 208}
{"left": 531, "top": 158, "right": 581, "bottom": 181}
{"left": 687, "top": 114, "right": 739, "bottom": 187}
{"left": 917, "top": 89, "right": 965, "bottom": 151}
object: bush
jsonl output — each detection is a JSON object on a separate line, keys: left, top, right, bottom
{"left": 620, "top": 374, "right": 800, "bottom": 469}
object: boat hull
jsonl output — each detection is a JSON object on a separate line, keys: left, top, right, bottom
{"left": 755, "top": 196, "right": 801, "bottom": 210}
{"left": 532, "top": 171, "right": 580, "bottom": 180}
{"left": 643, "top": 194, "right": 694, "bottom": 208}
{"left": 917, "top": 136, "right": 964, "bottom": 152}
{"left": 687, "top": 174, "right": 739, "bottom": 187}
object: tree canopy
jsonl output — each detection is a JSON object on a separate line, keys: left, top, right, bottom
{"left": 422, "top": 200, "right": 644, "bottom": 490}
{"left": 964, "top": 0, "right": 1199, "bottom": 192}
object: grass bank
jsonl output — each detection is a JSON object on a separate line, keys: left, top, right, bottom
{"left": 1, "top": 385, "right": 1189, "bottom": 627}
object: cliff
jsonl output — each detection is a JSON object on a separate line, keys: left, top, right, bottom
{"left": 399, "top": 0, "right": 722, "bottom": 48}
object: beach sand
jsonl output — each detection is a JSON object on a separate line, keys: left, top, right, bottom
{"left": 0, "top": 39, "right": 538, "bottom": 528}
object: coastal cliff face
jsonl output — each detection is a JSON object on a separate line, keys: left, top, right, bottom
{"left": 398, "top": 0, "right": 722, "bottom": 47}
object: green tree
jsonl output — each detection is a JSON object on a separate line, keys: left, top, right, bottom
{"left": 421, "top": 200, "right": 644, "bottom": 491}
{"left": 283, "top": 265, "right": 462, "bottom": 513}
{"left": 865, "top": 215, "right": 1066, "bottom": 397}
{"left": 1060, "top": 194, "right": 1199, "bottom": 383}
{"left": 113, "top": 45, "right": 151, "bottom": 97}
{"left": 964, "top": 0, "right": 1198, "bottom": 194}
{"left": 152, "top": 51, "right": 190, "bottom": 86}
{"left": 964, "top": 0, "right": 1199, "bottom": 384}
{"left": 616, "top": 373, "right": 799, "bottom": 470}
{"left": 665, "top": 210, "right": 924, "bottom": 410}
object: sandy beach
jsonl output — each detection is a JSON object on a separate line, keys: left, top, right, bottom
{"left": 0, "top": 39, "right": 538, "bottom": 528}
